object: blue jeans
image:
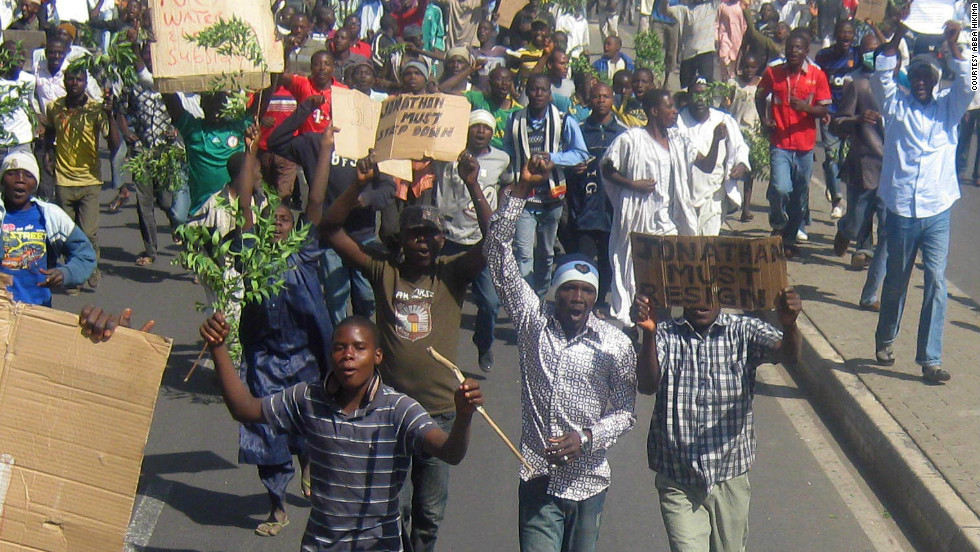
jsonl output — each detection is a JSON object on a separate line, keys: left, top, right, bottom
{"left": 861, "top": 210, "right": 888, "bottom": 306}
{"left": 110, "top": 141, "right": 128, "bottom": 191}
{"left": 768, "top": 148, "right": 813, "bottom": 245}
{"left": 838, "top": 186, "right": 884, "bottom": 255}
{"left": 442, "top": 241, "right": 500, "bottom": 353}
{"left": 518, "top": 476, "right": 607, "bottom": 552}
{"left": 819, "top": 123, "right": 843, "bottom": 201}
{"left": 875, "top": 209, "right": 951, "bottom": 367}
{"left": 321, "top": 241, "right": 377, "bottom": 327}
{"left": 515, "top": 202, "right": 564, "bottom": 298}
{"left": 400, "top": 413, "right": 454, "bottom": 552}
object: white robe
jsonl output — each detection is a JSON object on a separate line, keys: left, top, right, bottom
{"left": 601, "top": 127, "right": 699, "bottom": 324}
{"left": 677, "top": 107, "right": 750, "bottom": 236}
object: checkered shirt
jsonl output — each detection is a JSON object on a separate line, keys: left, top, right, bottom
{"left": 486, "top": 193, "right": 637, "bottom": 501}
{"left": 647, "top": 313, "right": 782, "bottom": 494}
{"left": 124, "top": 83, "right": 174, "bottom": 149}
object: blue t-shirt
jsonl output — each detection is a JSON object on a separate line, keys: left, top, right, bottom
{"left": 1, "top": 204, "right": 50, "bottom": 306}
{"left": 815, "top": 46, "right": 859, "bottom": 111}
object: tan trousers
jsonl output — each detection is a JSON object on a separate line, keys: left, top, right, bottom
{"left": 656, "top": 472, "right": 751, "bottom": 552}
{"left": 55, "top": 184, "right": 101, "bottom": 264}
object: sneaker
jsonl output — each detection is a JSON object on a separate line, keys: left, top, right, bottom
{"left": 478, "top": 349, "right": 493, "bottom": 373}
{"left": 875, "top": 344, "right": 895, "bottom": 366}
{"left": 830, "top": 204, "right": 844, "bottom": 219}
{"left": 797, "top": 229, "right": 808, "bottom": 242}
{"left": 922, "top": 365, "right": 951, "bottom": 383}
{"left": 833, "top": 231, "right": 849, "bottom": 257}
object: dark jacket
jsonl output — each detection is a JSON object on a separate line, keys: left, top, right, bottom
{"left": 831, "top": 71, "right": 883, "bottom": 190}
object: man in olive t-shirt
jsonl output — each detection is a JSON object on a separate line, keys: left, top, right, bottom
{"left": 321, "top": 155, "right": 492, "bottom": 552}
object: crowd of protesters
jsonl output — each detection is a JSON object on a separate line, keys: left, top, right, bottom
{"left": 3, "top": 0, "right": 977, "bottom": 550}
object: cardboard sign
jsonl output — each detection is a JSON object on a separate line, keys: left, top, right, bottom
{"left": 331, "top": 87, "right": 382, "bottom": 161}
{"left": 374, "top": 94, "right": 470, "bottom": 164}
{"left": 630, "top": 234, "right": 789, "bottom": 310}
{"left": 854, "top": 0, "right": 888, "bottom": 24}
{"left": 4, "top": 31, "right": 46, "bottom": 73}
{"left": 496, "top": 0, "right": 529, "bottom": 28}
{"left": 903, "top": 0, "right": 956, "bottom": 34}
{"left": 0, "top": 293, "right": 172, "bottom": 551}
{"left": 149, "top": 0, "right": 284, "bottom": 93}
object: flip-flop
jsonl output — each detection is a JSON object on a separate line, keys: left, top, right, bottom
{"left": 302, "top": 477, "right": 312, "bottom": 499}
{"left": 135, "top": 255, "right": 155, "bottom": 267}
{"left": 255, "top": 518, "right": 289, "bottom": 537}
{"left": 107, "top": 191, "right": 130, "bottom": 213}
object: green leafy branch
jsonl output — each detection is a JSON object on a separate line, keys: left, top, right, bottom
{"left": 123, "top": 143, "right": 189, "bottom": 193}
{"left": 746, "top": 121, "right": 771, "bottom": 180}
{"left": 183, "top": 18, "right": 269, "bottom": 120}
{"left": 569, "top": 53, "right": 604, "bottom": 84}
{"left": 633, "top": 30, "right": 665, "bottom": 76}
{"left": 174, "top": 187, "right": 309, "bottom": 364}
{"left": 68, "top": 31, "right": 141, "bottom": 89}
{"left": 0, "top": 40, "right": 25, "bottom": 76}
{"left": 0, "top": 81, "right": 35, "bottom": 145}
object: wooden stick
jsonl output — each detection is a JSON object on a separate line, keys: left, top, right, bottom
{"left": 427, "top": 347, "right": 532, "bottom": 472}
{"left": 183, "top": 342, "right": 209, "bottom": 383}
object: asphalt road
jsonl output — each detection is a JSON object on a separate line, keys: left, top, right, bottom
{"left": 47, "top": 181, "right": 918, "bottom": 552}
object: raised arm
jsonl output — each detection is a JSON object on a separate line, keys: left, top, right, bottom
{"left": 438, "top": 59, "right": 484, "bottom": 94}
{"left": 268, "top": 96, "right": 320, "bottom": 158}
{"left": 422, "top": 379, "right": 483, "bottom": 464}
{"left": 453, "top": 151, "right": 493, "bottom": 279}
{"left": 318, "top": 153, "right": 380, "bottom": 271}
{"left": 693, "top": 122, "right": 727, "bottom": 173}
{"left": 237, "top": 125, "right": 263, "bottom": 232}
{"left": 200, "top": 313, "right": 266, "bottom": 423}
{"left": 306, "top": 126, "right": 336, "bottom": 227}
{"left": 631, "top": 295, "right": 662, "bottom": 394}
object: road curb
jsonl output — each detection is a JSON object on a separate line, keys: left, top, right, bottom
{"left": 786, "top": 311, "right": 980, "bottom": 552}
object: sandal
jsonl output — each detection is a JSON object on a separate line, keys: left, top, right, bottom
{"left": 255, "top": 517, "right": 289, "bottom": 537}
{"left": 740, "top": 212, "right": 755, "bottom": 222}
{"left": 107, "top": 188, "right": 131, "bottom": 213}
{"left": 302, "top": 477, "right": 312, "bottom": 499}
{"left": 135, "top": 255, "right": 155, "bottom": 267}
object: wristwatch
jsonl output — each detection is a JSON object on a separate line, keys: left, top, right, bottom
{"left": 577, "top": 429, "right": 591, "bottom": 452}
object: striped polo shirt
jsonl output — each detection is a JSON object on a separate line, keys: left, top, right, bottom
{"left": 262, "top": 372, "right": 437, "bottom": 551}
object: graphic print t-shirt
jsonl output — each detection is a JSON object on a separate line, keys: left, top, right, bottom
{"left": 1, "top": 205, "right": 50, "bottom": 306}
{"left": 367, "top": 253, "right": 471, "bottom": 414}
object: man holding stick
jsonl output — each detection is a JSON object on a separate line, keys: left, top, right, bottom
{"left": 485, "top": 156, "right": 639, "bottom": 552}
{"left": 631, "top": 287, "right": 802, "bottom": 552}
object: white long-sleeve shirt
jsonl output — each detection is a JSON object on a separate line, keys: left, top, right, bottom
{"left": 872, "top": 52, "right": 973, "bottom": 219}
{"left": 677, "top": 107, "right": 750, "bottom": 210}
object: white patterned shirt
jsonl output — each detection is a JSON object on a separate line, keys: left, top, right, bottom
{"left": 648, "top": 313, "right": 782, "bottom": 493}
{"left": 486, "top": 193, "right": 637, "bottom": 501}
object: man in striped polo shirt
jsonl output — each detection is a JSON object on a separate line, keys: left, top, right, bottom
{"left": 200, "top": 313, "right": 484, "bottom": 551}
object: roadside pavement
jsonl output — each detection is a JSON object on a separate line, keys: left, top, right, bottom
{"left": 730, "top": 182, "right": 980, "bottom": 552}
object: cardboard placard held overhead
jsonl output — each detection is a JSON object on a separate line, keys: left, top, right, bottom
{"left": 3, "top": 31, "right": 45, "bottom": 73}
{"left": 496, "top": 0, "right": 529, "bottom": 28}
{"left": 903, "top": 0, "right": 956, "bottom": 34}
{"left": 630, "top": 234, "right": 788, "bottom": 310}
{"left": 149, "top": 0, "right": 284, "bottom": 93}
{"left": 374, "top": 94, "right": 470, "bottom": 165}
{"left": 331, "top": 87, "right": 382, "bottom": 161}
{"left": 0, "top": 293, "right": 172, "bottom": 551}
{"left": 854, "top": 0, "right": 888, "bottom": 24}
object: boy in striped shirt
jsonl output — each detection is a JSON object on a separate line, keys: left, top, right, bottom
{"left": 200, "top": 313, "right": 484, "bottom": 551}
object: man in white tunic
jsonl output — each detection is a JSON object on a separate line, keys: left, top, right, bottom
{"left": 677, "top": 78, "right": 751, "bottom": 236}
{"left": 601, "top": 89, "right": 727, "bottom": 325}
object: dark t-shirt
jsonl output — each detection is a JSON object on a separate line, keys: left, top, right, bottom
{"left": 366, "top": 253, "right": 471, "bottom": 414}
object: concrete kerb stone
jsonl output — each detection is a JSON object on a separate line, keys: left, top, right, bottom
{"left": 780, "top": 310, "right": 980, "bottom": 552}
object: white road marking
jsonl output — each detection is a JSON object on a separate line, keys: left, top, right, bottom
{"left": 124, "top": 479, "right": 173, "bottom": 552}
{"left": 757, "top": 364, "right": 914, "bottom": 552}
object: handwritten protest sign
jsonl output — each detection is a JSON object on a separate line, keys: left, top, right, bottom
{"left": 903, "top": 0, "right": 956, "bottom": 34}
{"left": 854, "top": 0, "right": 888, "bottom": 24}
{"left": 374, "top": 94, "right": 470, "bottom": 164}
{"left": 630, "top": 234, "right": 788, "bottom": 310}
{"left": 331, "top": 87, "right": 382, "bottom": 161}
{"left": 149, "top": 0, "right": 284, "bottom": 93}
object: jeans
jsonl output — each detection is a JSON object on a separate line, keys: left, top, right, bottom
{"left": 321, "top": 241, "right": 377, "bottom": 327}
{"left": 110, "top": 141, "right": 128, "bottom": 191}
{"left": 400, "top": 413, "right": 454, "bottom": 552}
{"left": 515, "top": 202, "right": 563, "bottom": 299}
{"left": 768, "top": 147, "right": 813, "bottom": 245}
{"left": 875, "top": 209, "right": 951, "bottom": 367}
{"left": 442, "top": 241, "right": 500, "bottom": 353}
{"left": 860, "top": 209, "right": 888, "bottom": 306}
{"left": 838, "top": 186, "right": 884, "bottom": 254}
{"left": 819, "top": 123, "right": 843, "bottom": 201}
{"left": 135, "top": 178, "right": 190, "bottom": 256}
{"left": 518, "top": 476, "right": 607, "bottom": 552}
